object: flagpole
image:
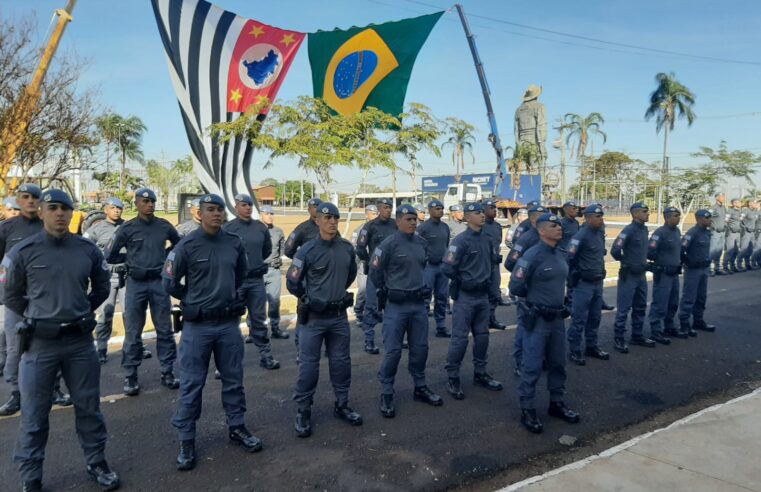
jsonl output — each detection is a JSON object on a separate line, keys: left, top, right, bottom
{"left": 454, "top": 4, "right": 507, "bottom": 200}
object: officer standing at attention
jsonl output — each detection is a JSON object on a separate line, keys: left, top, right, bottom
{"left": 416, "top": 199, "right": 451, "bottom": 338}
{"left": 646, "top": 207, "right": 683, "bottom": 344}
{"left": 678, "top": 210, "right": 717, "bottom": 336}
{"left": 83, "top": 197, "right": 125, "bottom": 364}
{"left": 356, "top": 198, "right": 397, "bottom": 354}
{"left": 224, "top": 194, "right": 280, "bottom": 370}
{"left": 559, "top": 201, "right": 580, "bottom": 309}
{"left": 566, "top": 205, "right": 610, "bottom": 365}
{"left": 510, "top": 200, "right": 540, "bottom": 245}
{"left": 708, "top": 193, "right": 727, "bottom": 275}
{"left": 442, "top": 202, "right": 503, "bottom": 400}
{"left": 2, "top": 197, "right": 21, "bottom": 219}
{"left": 4, "top": 189, "right": 119, "bottom": 491}
{"left": 750, "top": 200, "right": 761, "bottom": 269}
{"left": 176, "top": 198, "right": 201, "bottom": 237}
{"left": 723, "top": 198, "right": 743, "bottom": 273}
{"left": 106, "top": 188, "right": 180, "bottom": 396}
{"left": 509, "top": 213, "right": 579, "bottom": 434}
{"left": 163, "top": 193, "right": 262, "bottom": 471}
{"left": 415, "top": 204, "right": 427, "bottom": 222}
{"left": 611, "top": 202, "right": 656, "bottom": 353}
{"left": 482, "top": 199, "right": 507, "bottom": 330}
{"left": 371, "top": 204, "right": 443, "bottom": 417}
{"left": 505, "top": 208, "right": 529, "bottom": 250}
{"left": 447, "top": 204, "right": 467, "bottom": 240}
{"left": 351, "top": 204, "right": 378, "bottom": 324}
{"left": 738, "top": 198, "right": 757, "bottom": 271}
{"left": 286, "top": 202, "right": 362, "bottom": 437}
{"left": 260, "top": 205, "right": 289, "bottom": 339}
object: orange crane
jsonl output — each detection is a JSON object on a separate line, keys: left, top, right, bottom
{"left": 0, "top": 0, "right": 77, "bottom": 192}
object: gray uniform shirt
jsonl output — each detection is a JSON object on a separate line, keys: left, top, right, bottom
{"left": 176, "top": 219, "right": 201, "bottom": 238}
{"left": 286, "top": 237, "right": 357, "bottom": 304}
{"left": 741, "top": 208, "right": 756, "bottom": 234}
{"left": 447, "top": 219, "right": 467, "bottom": 241}
{"left": 369, "top": 231, "right": 427, "bottom": 292}
{"left": 83, "top": 219, "right": 124, "bottom": 252}
{"left": 224, "top": 218, "right": 272, "bottom": 274}
{"left": 265, "top": 225, "right": 285, "bottom": 268}
{"left": 647, "top": 224, "right": 681, "bottom": 267}
{"left": 416, "top": 219, "right": 450, "bottom": 264}
{"left": 725, "top": 207, "right": 742, "bottom": 234}
{"left": 709, "top": 203, "right": 726, "bottom": 232}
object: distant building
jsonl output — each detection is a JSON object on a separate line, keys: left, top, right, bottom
{"left": 253, "top": 185, "right": 276, "bottom": 205}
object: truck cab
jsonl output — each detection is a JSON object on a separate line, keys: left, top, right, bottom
{"left": 444, "top": 183, "right": 482, "bottom": 210}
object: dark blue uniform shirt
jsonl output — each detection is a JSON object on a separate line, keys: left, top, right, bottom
{"left": 567, "top": 225, "right": 605, "bottom": 277}
{"left": 369, "top": 231, "right": 427, "bottom": 292}
{"left": 560, "top": 217, "right": 580, "bottom": 250}
{"left": 284, "top": 219, "right": 319, "bottom": 259}
{"left": 106, "top": 216, "right": 180, "bottom": 275}
{"left": 416, "top": 219, "right": 450, "bottom": 264}
{"left": 224, "top": 218, "right": 272, "bottom": 274}
{"left": 286, "top": 236, "right": 357, "bottom": 304}
{"left": 647, "top": 224, "right": 681, "bottom": 267}
{"left": 681, "top": 225, "right": 711, "bottom": 268}
{"left": 505, "top": 226, "right": 539, "bottom": 272}
{"left": 356, "top": 217, "right": 397, "bottom": 263}
{"left": 509, "top": 241, "right": 568, "bottom": 308}
{"left": 611, "top": 221, "right": 649, "bottom": 270}
{"left": 442, "top": 227, "right": 493, "bottom": 285}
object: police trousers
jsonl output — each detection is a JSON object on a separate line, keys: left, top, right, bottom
{"left": 378, "top": 300, "right": 429, "bottom": 394}
{"left": 360, "top": 275, "right": 381, "bottom": 344}
{"left": 94, "top": 274, "right": 122, "bottom": 352}
{"left": 15, "top": 334, "right": 108, "bottom": 483}
{"left": 293, "top": 313, "right": 351, "bottom": 408}
{"left": 513, "top": 299, "right": 525, "bottom": 369}
{"left": 0, "top": 306, "right": 6, "bottom": 371}
{"left": 723, "top": 232, "right": 741, "bottom": 269}
{"left": 445, "top": 290, "right": 490, "bottom": 377}
{"left": 752, "top": 232, "right": 761, "bottom": 264}
{"left": 123, "top": 277, "right": 176, "bottom": 377}
{"left": 173, "top": 319, "right": 246, "bottom": 440}
{"left": 264, "top": 267, "right": 282, "bottom": 330}
{"left": 739, "top": 231, "right": 754, "bottom": 263}
{"left": 3, "top": 306, "right": 23, "bottom": 391}
{"left": 614, "top": 272, "right": 647, "bottom": 338}
{"left": 709, "top": 231, "right": 725, "bottom": 270}
{"left": 518, "top": 317, "right": 566, "bottom": 409}
{"left": 353, "top": 268, "right": 367, "bottom": 321}
{"left": 648, "top": 272, "right": 679, "bottom": 334}
{"left": 488, "top": 263, "right": 502, "bottom": 319}
{"left": 679, "top": 267, "right": 708, "bottom": 323}
{"left": 423, "top": 262, "right": 449, "bottom": 331}
{"left": 240, "top": 276, "right": 272, "bottom": 360}
{"left": 568, "top": 279, "right": 602, "bottom": 352}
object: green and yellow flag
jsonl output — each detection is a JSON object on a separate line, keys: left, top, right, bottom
{"left": 308, "top": 12, "right": 443, "bottom": 116}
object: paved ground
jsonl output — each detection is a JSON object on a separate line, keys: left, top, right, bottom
{"left": 0, "top": 270, "right": 759, "bottom": 491}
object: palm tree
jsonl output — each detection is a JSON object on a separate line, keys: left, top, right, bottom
{"left": 562, "top": 112, "right": 607, "bottom": 161}
{"left": 95, "top": 113, "right": 121, "bottom": 177}
{"left": 106, "top": 114, "right": 147, "bottom": 190}
{"left": 645, "top": 72, "right": 696, "bottom": 217}
{"left": 441, "top": 117, "right": 475, "bottom": 180}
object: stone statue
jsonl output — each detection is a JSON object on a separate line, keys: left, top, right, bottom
{"left": 514, "top": 84, "right": 548, "bottom": 173}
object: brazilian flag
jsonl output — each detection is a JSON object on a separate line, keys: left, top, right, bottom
{"left": 308, "top": 12, "right": 443, "bottom": 116}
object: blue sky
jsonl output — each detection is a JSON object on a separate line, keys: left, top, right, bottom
{"left": 7, "top": 0, "right": 761, "bottom": 196}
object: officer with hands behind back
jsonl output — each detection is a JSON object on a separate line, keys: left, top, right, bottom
{"left": 678, "top": 209, "right": 717, "bottom": 337}
{"left": 647, "top": 207, "right": 683, "bottom": 343}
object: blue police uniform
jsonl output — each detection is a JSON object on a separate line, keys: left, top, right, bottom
{"left": 416, "top": 200, "right": 451, "bottom": 336}
{"left": 647, "top": 208, "right": 683, "bottom": 341}
{"left": 752, "top": 208, "right": 761, "bottom": 267}
{"left": 106, "top": 188, "right": 180, "bottom": 393}
{"left": 678, "top": 210, "right": 716, "bottom": 335}
{"left": 708, "top": 201, "right": 726, "bottom": 273}
{"left": 4, "top": 189, "right": 119, "bottom": 489}
{"left": 163, "top": 194, "right": 262, "bottom": 465}
{"left": 482, "top": 199, "right": 506, "bottom": 328}
{"left": 350, "top": 205, "right": 378, "bottom": 323}
{"left": 559, "top": 203, "right": 581, "bottom": 309}
{"left": 723, "top": 205, "right": 743, "bottom": 272}
{"left": 261, "top": 206, "right": 287, "bottom": 338}
{"left": 286, "top": 203, "right": 361, "bottom": 436}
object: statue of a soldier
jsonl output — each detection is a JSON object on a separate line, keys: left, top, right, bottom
{"left": 514, "top": 84, "right": 548, "bottom": 173}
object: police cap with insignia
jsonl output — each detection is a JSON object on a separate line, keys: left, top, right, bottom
{"left": 695, "top": 209, "right": 713, "bottom": 218}
{"left": 318, "top": 202, "right": 340, "bottom": 218}
{"left": 307, "top": 197, "right": 322, "bottom": 207}
{"left": 464, "top": 202, "right": 484, "bottom": 213}
{"left": 17, "top": 183, "right": 42, "bottom": 198}
{"left": 396, "top": 204, "right": 417, "bottom": 217}
{"left": 449, "top": 204, "right": 463, "bottom": 212}
{"left": 563, "top": 200, "right": 578, "bottom": 208}
{"left": 526, "top": 200, "right": 540, "bottom": 208}
{"left": 536, "top": 212, "right": 560, "bottom": 224}
{"left": 260, "top": 205, "right": 275, "bottom": 214}
{"left": 3, "top": 197, "right": 20, "bottom": 210}
{"left": 134, "top": 188, "right": 157, "bottom": 202}
{"left": 234, "top": 193, "right": 254, "bottom": 205}
{"left": 663, "top": 206, "right": 681, "bottom": 216}
{"left": 630, "top": 201, "right": 649, "bottom": 211}
{"left": 41, "top": 189, "right": 74, "bottom": 210}
{"left": 583, "top": 204, "right": 604, "bottom": 216}
{"left": 482, "top": 198, "right": 497, "bottom": 208}
{"left": 365, "top": 204, "right": 378, "bottom": 212}
{"left": 199, "top": 193, "right": 225, "bottom": 208}
{"left": 528, "top": 204, "right": 546, "bottom": 214}
{"left": 428, "top": 199, "right": 444, "bottom": 209}
{"left": 376, "top": 198, "right": 392, "bottom": 207}
{"left": 105, "top": 197, "right": 124, "bottom": 209}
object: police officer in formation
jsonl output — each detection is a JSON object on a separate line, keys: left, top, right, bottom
{"left": 678, "top": 209, "right": 717, "bottom": 336}
{"left": 510, "top": 200, "right": 540, "bottom": 245}
{"left": 415, "top": 204, "right": 427, "bottom": 222}
{"left": 415, "top": 199, "right": 451, "bottom": 338}
{"left": 566, "top": 205, "right": 609, "bottom": 365}
{"left": 4, "top": 189, "right": 120, "bottom": 491}
{"left": 83, "top": 197, "right": 125, "bottom": 364}
{"left": 106, "top": 188, "right": 180, "bottom": 396}
{"left": 351, "top": 204, "right": 379, "bottom": 324}
{"left": 442, "top": 202, "right": 503, "bottom": 400}
{"left": 482, "top": 199, "right": 508, "bottom": 330}
{"left": 224, "top": 194, "right": 280, "bottom": 370}
{"left": 176, "top": 198, "right": 201, "bottom": 237}
{"left": 371, "top": 204, "right": 442, "bottom": 417}
{"left": 356, "top": 198, "right": 397, "bottom": 354}
{"left": 646, "top": 207, "right": 683, "bottom": 343}
{"left": 723, "top": 198, "right": 744, "bottom": 273}
{"left": 163, "top": 193, "right": 261, "bottom": 471}
{"left": 611, "top": 202, "right": 656, "bottom": 353}
{"left": 260, "top": 205, "right": 289, "bottom": 339}
{"left": 751, "top": 200, "right": 761, "bottom": 268}
{"left": 504, "top": 208, "right": 528, "bottom": 250}
{"left": 708, "top": 193, "right": 727, "bottom": 275}
{"left": 738, "top": 198, "right": 758, "bottom": 271}
{"left": 559, "top": 201, "right": 581, "bottom": 309}
{"left": 509, "top": 213, "right": 579, "bottom": 434}
{"left": 286, "top": 202, "right": 362, "bottom": 437}
{"left": 447, "top": 204, "right": 467, "bottom": 239}
{"left": 2, "top": 197, "right": 21, "bottom": 219}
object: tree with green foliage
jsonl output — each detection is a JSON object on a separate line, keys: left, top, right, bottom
{"left": 562, "top": 112, "right": 607, "bottom": 162}
{"left": 98, "top": 113, "right": 147, "bottom": 191}
{"left": 145, "top": 155, "right": 202, "bottom": 212}
{"left": 441, "top": 117, "right": 475, "bottom": 180}
{"left": 691, "top": 140, "right": 758, "bottom": 185}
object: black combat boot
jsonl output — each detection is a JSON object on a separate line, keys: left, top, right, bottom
{"left": 569, "top": 351, "right": 586, "bottom": 365}
{"left": 380, "top": 393, "right": 395, "bottom": 418}
{"left": 160, "top": 372, "right": 180, "bottom": 389}
{"left": 693, "top": 320, "right": 716, "bottom": 332}
{"left": 229, "top": 425, "right": 263, "bottom": 452}
{"left": 22, "top": 479, "right": 42, "bottom": 491}
{"left": 650, "top": 332, "right": 671, "bottom": 345}
{"left": 489, "top": 316, "right": 507, "bottom": 330}
{"left": 630, "top": 335, "right": 656, "bottom": 348}
{"left": 86, "top": 460, "right": 120, "bottom": 490}
{"left": 123, "top": 376, "right": 139, "bottom": 397}
{"left": 520, "top": 409, "right": 543, "bottom": 433}
{"left": 413, "top": 386, "right": 443, "bottom": 406}
{"left": 295, "top": 407, "right": 312, "bottom": 437}
{"left": 98, "top": 349, "right": 108, "bottom": 364}
{"left": 678, "top": 318, "right": 691, "bottom": 338}
{"left": 0, "top": 390, "right": 20, "bottom": 416}
{"left": 271, "top": 326, "right": 290, "bottom": 339}
{"left": 613, "top": 337, "right": 629, "bottom": 354}
{"left": 52, "top": 388, "right": 72, "bottom": 407}
{"left": 548, "top": 401, "right": 580, "bottom": 423}
{"left": 364, "top": 341, "right": 380, "bottom": 354}
{"left": 259, "top": 357, "right": 281, "bottom": 370}
{"left": 585, "top": 346, "right": 610, "bottom": 360}
{"left": 176, "top": 439, "right": 196, "bottom": 470}
{"left": 334, "top": 403, "right": 363, "bottom": 426}
{"left": 474, "top": 372, "right": 503, "bottom": 390}
{"left": 447, "top": 377, "right": 465, "bottom": 399}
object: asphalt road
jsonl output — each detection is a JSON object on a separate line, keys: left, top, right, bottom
{"left": 1, "top": 271, "right": 760, "bottom": 491}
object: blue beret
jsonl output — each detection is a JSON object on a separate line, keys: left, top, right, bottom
{"left": 190, "top": 198, "right": 200, "bottom": 207}
{"left": 528, "top": 204, "right": 547, "bottom": 214}
{"left": 199, "top": 193, "right": 225, "bottom": 208}
{"left": 317, "top": 202, "right": 340, "bottom": 217}
{"left": 663, "top": 206, "right": 681, "bottom": 216}
{"left": 105, "top": 197, "right": 124, "bottom": 209}
{"left": 396, "top": 204, "right": 417, "bottom": 216}
{"left": 41, "top": 189, "right": 74, "bottom": 209}
{"left": 134, "top": 188, "right": 157, "bottom": 201}
{"left": 563, "top": 201, "right": 578, "bottom": 208}
{"left": 428, "top": 199, "right": 444, "bottom": 209}
{"left": 3, "top": 198, "right": 20, "bottom": 210}
{"left": 307, "top": 197, "right": 322, "bottom": 207}
{"left": 464, "top": 202, "right": 484, "bottom": 213}
{"left": 376, "top": 198, "right": 392, "bottom": 206}
{"left": 260, "top": 205, "right": 275, "bottom": 214}
{"left": 630, "top": 201, "right": 649, "bottom": 211}
{"left": 695, "top": 209, "right": 712, "bottom": 218}
{"left": 234, "top": 193, "right": 253, "bottom": 205}
{"left": 536, "top": 213, "right": 560, "bottom": 224}
{"left": 482, "top": 199, "right": 497, "bottom": 208}
{"left": 365, "top": 204, "right": 378, "bottom": 212}
{"left": 17, "top": 183, "right": 42, "bottom": 198}
{"left": 449, "top": 204, "right": 463, "bottom": 212}
{"left": 583, "top": 205, "right": 604, "bottom": 215}
{"left": 526, "top": 200, "right": 540, "bottom": 208}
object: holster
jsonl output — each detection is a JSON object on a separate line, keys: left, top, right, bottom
{"left": 115, "top": 265, "right": 127, "bottom": 289}
{"left": 377, "top": 289, "right": 387, "bottom": 310}
{"left": 171, "top": 305, "right": 184, "bottom": 333}
{"left": 341, "top": 292, "right": 355, "bottom": 310}
{"left": 15, "top": 320, "right": 34, "bottom": 355}
{"left": 517, "top": 301, "right": 537, "bottom": 331}
{"left": 297, "top": 296, "right": 310, "bottom": 325}
{"left": 449, "top": 281, "right": 460, "bottom": 301}
{"left": 619, "top": 265, "right": 629, "bottom": 281}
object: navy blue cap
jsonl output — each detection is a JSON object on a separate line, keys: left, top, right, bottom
{"left": 428, "top": 199, "right": 444, "bottom": 209}
{"left": 260, "top": 205, "right": 275, "bottom": 214}
{"left": 17, "top": 183, "right": 41, "bottom": 198}
{"left": 414, "top": 204, "right": 426, "bottom": 213}
{"left": 464, "top": 202, "right": 484, "bottom": 213}
{"left": 630, "top": 201, "right": 649, "bottom": 211}
{"left": 449, "top": 204, "right": 463, "bottom": 212}
{"left": 3, "top": 197, "right": 20, "bottom": 210}
{"left": 190, "top": 198, "right": 200, "bottom": 207}
{"left": 234, "top": 193, "right": 253, "bottom": 206}
{"left": 663, "top": 206, "right": 681, "bottom": 215}
{"left": 528, "top": 204, "right": 547, "bottom": 214}
{"left": 583, "top": 205, "right": 604, "bottom": 215}
{"left": 376, "top": 198, "right": 392, "bottom": 206}
{"left": 482, "top": 198, "right": 497, "bottom": 208}
{"left": 317, "top": 202, "right": 340, "bottom": 217}
{"left": 307, "top": 197, "right": 322, "bottom": 207}
{"left": 695, "top": 209, "right": 712, "bottom": 218}
{"left": 365, "top": 204, "right": 378, "bottom": 212}
{"left": 134, "top": 188, "right": 157, "bottom": 202}
{"left": 563, "top": 201, "right": 578, "bottom": 208}
{"left": 40, "top": 189, "right": 74, "bottom": 209}
{"left": 526, "top": 200, "right": 540, "bottom": 208}
{"left": 536, "top": 213, "right": 560, "bottom": 224}
{"left": 105, "top": 197, "right": 124, "bottom": 209}
{"left": 396, "top": 204, "right": 417, "bottom": 217}
{"left": 199, "top": 193, "right": 225, "bottom": 208}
